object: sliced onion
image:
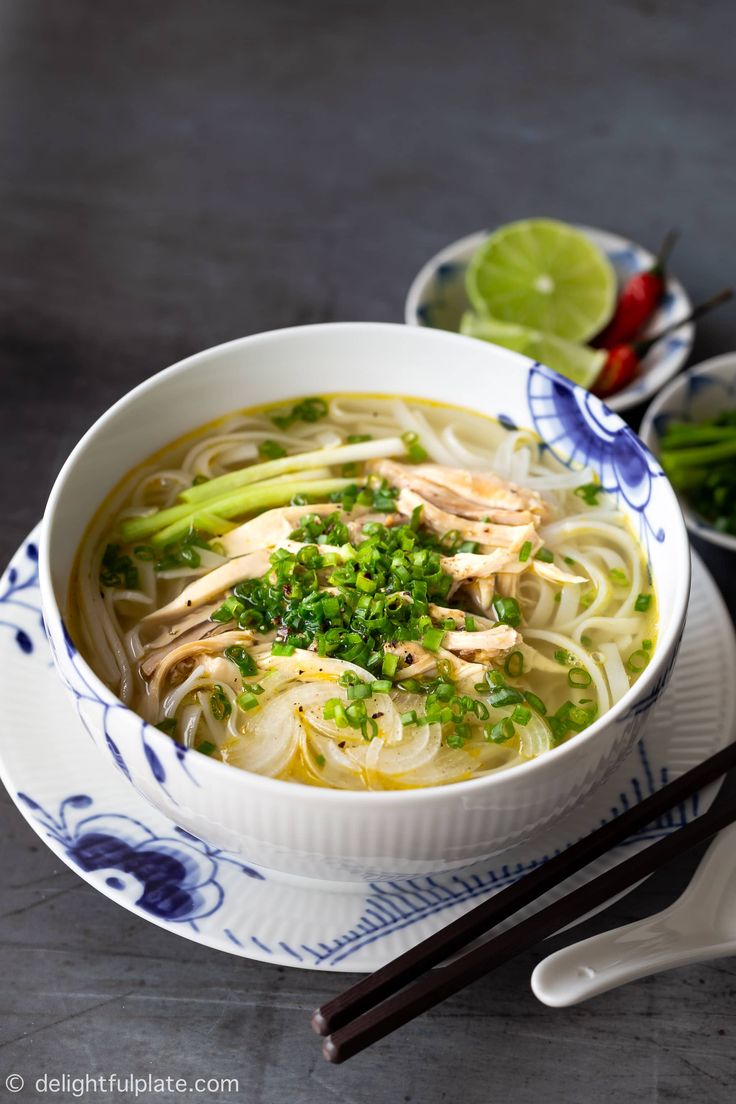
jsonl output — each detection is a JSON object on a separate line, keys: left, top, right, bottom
{"left": 225, "top": 688, "right": 301, "bottom": 776}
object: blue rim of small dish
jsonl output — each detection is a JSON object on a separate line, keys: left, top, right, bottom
{"left": 404, "top": 224, "right": 694, "bottom": 414}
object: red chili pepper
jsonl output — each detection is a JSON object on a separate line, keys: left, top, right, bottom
{"left": 595, "top": 230, "right": 678, "bottom": 349}
{"left": 594, "top": 288, "right": 733, "bottom": 400}
{"left": 593, "top": 344, "right": 640, "bottom": 397}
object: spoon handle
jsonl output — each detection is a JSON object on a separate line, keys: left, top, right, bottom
{"left": 532, "top": 822, "right": 736, "bottom": 1007}
{"left": 530, "top": 912, "right": 726, "bottom": 1006}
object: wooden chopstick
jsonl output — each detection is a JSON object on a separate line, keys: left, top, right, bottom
{"left": 313, "top": 739, "right": 736, "bottom": 1039}
{"left": 322, "top": 783, "right": 736, "bottom": 1063}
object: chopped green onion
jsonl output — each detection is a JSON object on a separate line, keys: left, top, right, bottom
{"left": 371, "top": 679, "right": 392, "bottom": 694}
{"left": 642, "top": 639, "right": 653, "bottom": 651}
{"left": 224, "top": 645, "right": 258, "bottom": 677}
{"left": 197, "top": 740, "right": 217, "bottom": 756}
{"left": 338, "top": 670, "right": 360, "bottom": 687}
{"left": 270, "top": 396, "right": 328, "bottom": 430}
{"left": 635, "top": 593, "right": 652, "bottom": 612}
{"left": 361, "top": 717, "right": 379, "bottom": 741}
{"left": 401, "top": 430, "right": 429, "bottom": 463}
{"left": 609, "top": 568, "right": 629, "bottom": 587}
{"left": 156, "top": 717, "right": 177, "bottom": 736}
{"left": 628, "top": 649, "right": 650, "bottom": 673}
{"left": 523, "top": 690, "right": 547, "bottom": 715}
{"left": 347, "top": 683, "right": 372, "bottom": 700}
{"left": 464, "top": 615, "right": 477, "bottom": 632}
{"left": 518, "top": 540, "right": 532, "bottom": 563}
{"left": 210, "top": 685, "right": 231, "bottom": 721}
{"left": 446, "top": 726, "right": 469, "bottom": 749}
{"left": 314, "top": 754, "right": 326, "bottom": 768}
{"left": 575, "top": 482, "right": 604, "bottom": 506}
{"left": 401, "top": 710, "right": 419, "bottom": 726}
{"left": 381, "top": 653, "right": 399, "bottom": 678}
{"left": 554, "top": 648, "right": 571, "bottom": 665}
{"left": 568, "top": 667, "right": 592, "bottom": 688}
{"left": 489, "top": 686, "right": 524, "bottom": 707}
{"left": 493, "top": 596, "right": 522, "bottom": 627}
{"left": 271, "top": 642, "right": 296, "bottom": 656}
{"left": 211, "top": 595, "right": 245, "bottom": 623}
{"left": 511, "top": 705, "right": 531, "bottom": 726}
{"left": 504, "top": 650, "right": 524, "bottom": 678}
{"left": 534, "top": 547, "right": 554, "bottom": 564}
{"left": 422, "top": 627, "right": 445, "bottom": 652}
{"left": 237, "top": 690, "right": 260, "bottom": 711}
{"left": 485, "top": 718, "right": 515, "bottom": 744}
{"left": 347, "top": 433, "right": 372, "bottom": 444}
{"left": 258, "top": 439, "right": 287, "bottom": 460}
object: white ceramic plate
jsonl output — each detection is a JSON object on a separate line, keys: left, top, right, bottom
{"left": 0, "top": 527, "right": 732, "bottom": 972}
{"left": 404, "top": 226, "right": 693, "bottom": 413}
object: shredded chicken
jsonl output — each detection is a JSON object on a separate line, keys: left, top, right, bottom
{"left": 141, "top": 619, "right": 231, "bottom": 676}
{"left": 148, "top": 629, "right": 255, "bottom": 709}
{"left": 395, "top": 488, "right": 540, "bottom": 552}
{"left": 442, "top": 625, "right": 521, "bottom": 657}
{"left": 141, "top": 548, "right": 272, "bottom": 623}
{"left": 382, "top": 641, "right": 438, "bottom": 680}
{"left": 411, "top": 463, "right": 549, "bottom": 518}
{"left": 369, "top": 460, "right": 535, "bottom": 525}
{"left": 464, "top": 578, "right": 496, "bottom": 615}
{"left": 428, "top": 604, "right": 495, "bottom": 631}
{"left": 218, "top": 503, "right": 345, "bottom": 558}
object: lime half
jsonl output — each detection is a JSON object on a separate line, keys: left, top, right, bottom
{"left": 460, "top": 312, "right": 606, "bottom": 389}
{"left": 465, "top": 219, "right": 616, "bottom": 343}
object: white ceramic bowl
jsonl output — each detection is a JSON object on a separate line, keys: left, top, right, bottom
{"left": 404, "top": 226, "right": 693, "bottom": 413}
{"left": 40, "top": 323, "right": 690, "bottom": 882}
{"left": 640, "top": 352, "right": 736, "bottom": 553}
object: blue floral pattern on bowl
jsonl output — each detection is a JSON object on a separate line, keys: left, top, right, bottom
{"left": 527, "top": 364, "right": 667, "bottom": 554}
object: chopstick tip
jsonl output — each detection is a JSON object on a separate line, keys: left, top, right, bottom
{"left": 321, "top": 1036, "right": 343, "bottom": 1064}
{"left": 311, "top": 1008, "right": 329, "bottom": 1036}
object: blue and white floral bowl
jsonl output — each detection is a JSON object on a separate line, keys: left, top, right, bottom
{"left": 405, "top": 226, "right": 694, "bottom": 414}
{"left": 40, "top": 323, "right": 690, "bottom": 882}
{"left": 640, "top": 352, "right": 736, "bottom": 553}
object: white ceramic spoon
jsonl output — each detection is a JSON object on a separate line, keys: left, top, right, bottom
{"left": 531, "top": 821, "right": 736, "bottom": 1007}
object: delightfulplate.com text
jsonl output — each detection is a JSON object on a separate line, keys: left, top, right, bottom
{"left": 5, "top": 1072, "right": 240, "bottom": 1098}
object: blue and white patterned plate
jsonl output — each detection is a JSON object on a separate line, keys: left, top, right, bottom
{"left": 404, "top": 225, "right": 693, "bottom": 414}
{"left": 0, "top": 527, "right": 733, "bottom": 972}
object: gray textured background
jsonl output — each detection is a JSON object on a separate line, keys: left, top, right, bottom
{"left": 2, "top": 1, "right": 736, "bottom": 1101}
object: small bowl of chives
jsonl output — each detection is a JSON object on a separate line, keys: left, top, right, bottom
{"left": 640, "top": 352, "right": 736, "bottom": 553}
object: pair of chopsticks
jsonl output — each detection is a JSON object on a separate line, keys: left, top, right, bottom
{"left": 312, "top": 739, "right": 736, "bottom": 1063}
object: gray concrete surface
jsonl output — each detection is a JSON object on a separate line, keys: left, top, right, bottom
{"left": 1, "top": 1, "right": 736, "bottom": 1100}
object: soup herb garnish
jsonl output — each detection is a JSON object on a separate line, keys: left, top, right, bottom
{"left": 270, "top": 396, "right": 329, "bottom": 430}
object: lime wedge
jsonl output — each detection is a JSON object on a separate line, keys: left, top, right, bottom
{"left": 460, "top": 312, "right": 606, "bottom": 389}
{"left": 465, "top": 219, "right": 616, "bottom": 343}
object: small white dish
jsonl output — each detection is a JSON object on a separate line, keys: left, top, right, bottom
{"left": 532, "top": 818, "right": 736, "bottom": 1008}
{"left": 1, "top": 528, "right": 730, "bottom": 970}
{"left": 640, "top": 352, "right": 736, "bottom": 553}
{"left": 404, "top": 226, "right": 694, "bottom": 413}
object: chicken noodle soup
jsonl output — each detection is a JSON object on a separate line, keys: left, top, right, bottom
{"left": 72, "top": 394, "right": 657, "bottom": 789}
